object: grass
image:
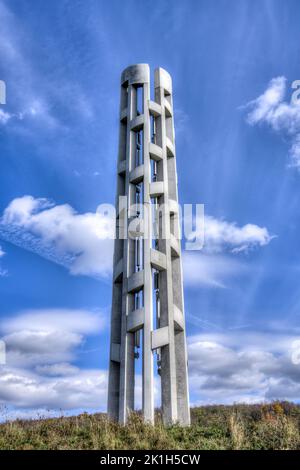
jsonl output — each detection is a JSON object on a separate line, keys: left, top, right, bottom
{"left": 1, "top": 402, "right": 300, "bottom": 450}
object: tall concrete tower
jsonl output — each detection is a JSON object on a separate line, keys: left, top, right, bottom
{"left": 108, "top": 64, "right": 190, "bottom": 426}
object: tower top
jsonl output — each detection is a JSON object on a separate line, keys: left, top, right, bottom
{"left": 121, "top": 64, "right": 172, "bottom": 94}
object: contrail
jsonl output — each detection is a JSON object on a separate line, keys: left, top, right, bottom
{"left": 0, "top": 222, "right": 75, "bottom": 270}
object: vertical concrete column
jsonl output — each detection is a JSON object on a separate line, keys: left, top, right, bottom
{"left": 142, "top": 77, "right": 155, "bottom": 424}
{"left": 107, "top": 73, "right": 127, "bottom": 421}
{"left": 118, "top": 81, "right": 136, "bottom": 424}
{"left": 159, "top": 71, "right": 190, "bottom": 426}
{"left": 154, "top": 68, "right": 178, "bottom": 425}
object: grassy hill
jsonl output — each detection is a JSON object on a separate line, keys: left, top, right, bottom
{"left": 1, "top": 402, "right": 300, "bottom": 450}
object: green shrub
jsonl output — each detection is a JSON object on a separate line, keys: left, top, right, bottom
{"left": 0, "top": 402, "right": 299, "bottom": 450}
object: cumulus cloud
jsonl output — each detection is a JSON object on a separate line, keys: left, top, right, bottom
{"left": 245, "top": 76, "right": 300, "bottom": 170}
{"left": 2, "top": 330, "right": 82, "bottom": 367}
{"left": 1, "top": 195, "right": 114, "bottom": 278}
{"left": 0, "top": 367, "right": 107, "bottom": 410}
{"left": 0, "top": 307, "right": 162, "bottom": 419}
{"left": 188, "top": 331, "right": 300, "bottom": 405}
{"left": 0, "top": 368, "right": 162, "bottom": 420}
{"left": 246, "top": 76, "right": 287, "bottom": 125}
{"left": 1, "top": 309, "right": 300, "bottom": 416}
{"left": 35, "top": 363, "right": 80, "bottom": 377}
{"left": 0, "top": 308, "right": 108, "bottom": 419}
{"left": 202, "top": 216, "right": 273, "bottom": 253}
{"left": 0, "top": 308, "right": 104, "bottom": 367}
{"left": 0, "top": 195, "right": 273, "bottom": 284}
{"left": 183, "top": 215, "right": 273, "bottom": 288}
{"left": 2, "top": 308, "right": 103, "bottom": 335}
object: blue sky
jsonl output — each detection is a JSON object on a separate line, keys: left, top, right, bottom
{"left": 1, "top": 0, "right": 300, "bottom": 420}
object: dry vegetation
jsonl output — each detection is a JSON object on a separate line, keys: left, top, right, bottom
{"left": 1, "top": 402, "right": 300, "bottom": 450}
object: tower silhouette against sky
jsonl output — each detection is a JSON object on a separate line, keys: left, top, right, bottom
{"left": 108, "top": 64, "right": 190, "bottom": 426}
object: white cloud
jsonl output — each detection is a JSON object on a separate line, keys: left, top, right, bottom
{"left": 2, "top": 308, "right": 103, "bottom": 335}
{"left": 0, "top": 103, "right": 50, "bottom": 127}
{"left": 0, "top": 407, "right": 66, "bottom": 422}
{"left": 0, "top": 244, "right": 7, "bottom": 277}
{"left": 0, "top": 308, "right": 104, "bottom": 367}
{"left": 0, "top": 109, "right": 12, "bottom": 124}
{"left": 1, "top": 195, "right": 114, "bottom": 278}
{"left": 184, "top": 215, "right": 273, "bottom": 288}
{"left": 0, "top": 367, "right": 107, "bottom": 410}
{"left": 0, "top": 307, "right": 108, "bottom": 418}
{"left": 2, "top": 309, "right": 300, "bottom": 416}
{"left": 35, "top": 363, "right": 79, "bottom": 377}
{"left": 202, "top": 216, "right": 273, "bottom": 253}
{"left": 2, "top": 330, "right": 82, "bottom": 367}
{"left": 246, "top": 76, "right": 287, "bottom": 125}
{"left": 0, "top": 307, "right": 159, "bottom": 419}
{"left": 188, "top": 330, "right": 300, "bottom": 405}
{"left": 0, "top": 368, "right": 161, "bottom": 419}
{"left": 246, "top": 76, "right": 300, "bottom": 170}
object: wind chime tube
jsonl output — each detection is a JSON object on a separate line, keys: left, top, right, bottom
{"left": 136, "top": 132, "right": 141, "bottom": 166}
{"left": 154, "top": 270, "right": 161, "bottom": 374}
{"left": 136, "top": 238, "right": 141, "bottom": 272}
{"left": 153, "top": 197, "right": 159, "bottom": 249}
{"left": 151, "top": 115, "right": 156, "bottom": 144}
{"left": 153, "top": 160, "right": 157, "bottom": 182}
{"left": 135, "top": 330, "right": 140, "bottom": 351}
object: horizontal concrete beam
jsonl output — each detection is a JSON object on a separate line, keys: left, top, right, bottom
{"left": 130, "top": 164, "right": 144, "bottom": 184}
{"left": 164, "top": 99, "right": 172, "bottom": 117}
{"left": 169, "top": 199, "right": 178, "bottom": 215}
{"left": 174, "top": 305, "right": 184, "bottom": 331}
{"left": 149, "top": 143, "right": 163, "bottom": 161}
{"left": 150, "top": 248, "right": 167, "bottom": 271}
{"left": 148, "top": 100, "right": 162, "bottom": 117}
{"left": 128, "top": 216, "right": 144, "bottom": 238}
{"left": 111, "top": 342, "right": 121, "bottom": 362}
{"left": 152, "top": 326, "right": 169, "bottom": 350}
{"left": 118, "top": 159, "right": 126, "bottom": 175}
{"left": 127, "top": 308, "right": 144, "bottom": 332}
{"left": 113, "top": 258, "right": 123, "bottom": 283}
{"left": 166, "top": 137, "right": 175, "bottom": 158}
{"left": 149, "top": 181, "right": 164, "bottom": 198}
{"left": 120, "top": 107, "right": 127, "bottom": 123}
{"left": 130, "top": 114, "right": 144, "bottom": 131}
{"left": 170, "top": 234, "right": 180, "bottom": 258}
{"left": 127, "top": 270, "right": 144, "bottom": 293}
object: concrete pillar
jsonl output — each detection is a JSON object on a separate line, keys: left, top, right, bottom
{"left": 108, "top": 64, "right": 190, "bottom": 426}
